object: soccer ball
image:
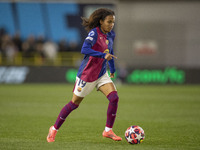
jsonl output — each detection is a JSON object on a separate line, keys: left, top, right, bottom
{"left": 125, "top": 125, "right": 145, "bottom": 144}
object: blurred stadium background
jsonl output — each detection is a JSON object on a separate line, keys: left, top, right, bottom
{"left": 0, "top": 0, "right": 200, "bottom": 84}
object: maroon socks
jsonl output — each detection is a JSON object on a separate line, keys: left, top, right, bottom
{"left": 54, "top": 101, "right": 78, "bottom": 130}
{"left": 106, "top": 91, "right": 119, "bottom": 128}
{"left": 53, "top": 91, "right": 119, "bottom": 130}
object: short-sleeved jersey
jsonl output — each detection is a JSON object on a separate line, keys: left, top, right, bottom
{"left": 77, "top": 26, "right": 116, "bottom": 82}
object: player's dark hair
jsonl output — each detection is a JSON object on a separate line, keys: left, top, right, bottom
{"left": 81, "top": 8, "right": 115, "bottom": 32}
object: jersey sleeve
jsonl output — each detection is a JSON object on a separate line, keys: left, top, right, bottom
{"left": 81, "top": 29, "right": 106, "bottom": 58}
{"left": 108, "top": 48, "right": 116, "bottom": 73}
{"left": 108, "top": 32, "right": 116, "bottom": 73}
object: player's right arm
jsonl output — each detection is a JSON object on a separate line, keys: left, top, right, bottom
{"left": 81, "top": 29, "right": 106, "bottom": 58}
{"left": 105, "top": 53, "right": 117, "bottom": 61}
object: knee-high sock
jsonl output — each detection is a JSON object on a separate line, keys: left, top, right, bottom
{"left": 106, "top": 91, "right": 119, "bottom": 128}
{"left": 54, "top": 101, "right": 78, "bottom": 130}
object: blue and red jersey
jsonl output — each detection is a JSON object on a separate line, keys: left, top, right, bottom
{"left": 77, "top": 26, "right": 116, "bottom": 82}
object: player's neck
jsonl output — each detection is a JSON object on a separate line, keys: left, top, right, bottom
{"left": 99, "top": 26, "right": 108, "bottom": 34}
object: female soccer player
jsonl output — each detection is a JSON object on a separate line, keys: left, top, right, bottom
{"left": 47, "top": 8, "right": 122, "bottom": 142}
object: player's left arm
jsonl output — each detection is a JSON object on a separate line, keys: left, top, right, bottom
{"left": 108, "top": 31, "right": 116, "bottom": 78}
{"left": 108, "top": 48, "right": 116, "bottom": 78}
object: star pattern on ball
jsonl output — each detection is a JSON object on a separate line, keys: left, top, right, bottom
{"left": 126, "top": 135, "right": 133, "bottom": 143}
{"left": 125, "top": 126, "right": 145, "bottom": 144}
{"left": 135, "top": 133, "right": 142, "bottom": 141}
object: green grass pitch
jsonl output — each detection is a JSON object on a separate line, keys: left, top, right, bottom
{"left": 0, "top": 84, "right": 200, "bottom": 150}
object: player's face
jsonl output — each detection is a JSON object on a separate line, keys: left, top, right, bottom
{"left": 100, "top": 15, "right": 115, "bottom": 33}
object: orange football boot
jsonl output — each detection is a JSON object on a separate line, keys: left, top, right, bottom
{"left": 102, "top": 130, "right": 122, "bottom": 141}
{"left": 47, "top": 126, "right": 57, "bottom": 142}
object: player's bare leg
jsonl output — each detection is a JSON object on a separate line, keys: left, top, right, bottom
{"left": 71, "top": 93, "right": 84, "bottom": 105}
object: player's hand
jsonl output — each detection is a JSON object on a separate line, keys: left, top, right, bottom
{"left": 110, "top": 73, "right": 115, "bottom": 78}
{"left": 105, "top": 53, "right": 117, "bottom": 61}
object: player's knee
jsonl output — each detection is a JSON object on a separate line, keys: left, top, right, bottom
{"left": 107, "top": 91, "right": 119, "bottom": 104}
{"left": 72, "top": 94, "right": 84, "bottom": 105}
